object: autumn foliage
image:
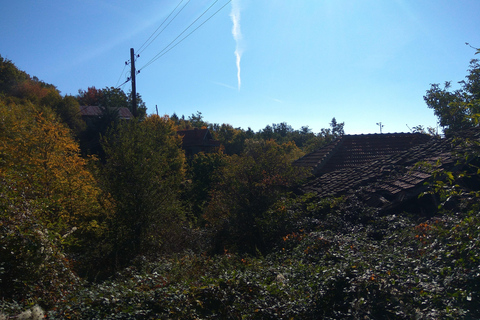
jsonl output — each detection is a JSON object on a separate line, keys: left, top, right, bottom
{"left": 2, "top": 54, "right": 480, "bottom": 319}
{"left": 0, "top": 97, "right": 110, "bottom": 305}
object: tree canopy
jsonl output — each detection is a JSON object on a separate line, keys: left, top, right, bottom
{"left": 100, "top": 115, "right": 187, "bottom": 268}
{"left": 204, "top": 139, "right": 310, "bottom": 254}
{"left": 424, "top": 58, "right": 480, "bottom": 135}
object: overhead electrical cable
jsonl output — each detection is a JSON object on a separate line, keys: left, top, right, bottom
{"left": 119, "top": 81, "right": 129, "bottom": 90}
{"left": 139, "top": 0, "right": 220, "bottom": 69}
{"left": 116, "top": 77, "right": 131, "bottom": 89}
{"left": 153, "top": 1, "right": 232, "bottom": 60}
{"left": 137, "top": 0, "right": 185, "bottom": 53}
{"left": 115, "top": 63, "right": 128, "bottom": 87}
{"left": 139, "top": 0, "right": 231, "bottom": 72}
{"left": 137, "top": 0, "right": 190, "bottom": 55}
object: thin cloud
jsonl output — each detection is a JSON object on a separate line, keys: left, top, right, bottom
{"left": 230, "top": 0, "right": 243, "bottom": 90}
{"left": 212, "top": 81, "right": 238, "bottom": 90}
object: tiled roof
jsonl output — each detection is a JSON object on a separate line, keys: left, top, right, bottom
{"left": 79, "top": 105, "right": 133, "bottom": 120}
{"left": 294, "top": 133, "right": 431, "bottom": 175}
{"left": 300, "top": 137, "right": 453, "bottom": 200}
{"left": 294, "top": 132, "right": 475, "bottom": 211}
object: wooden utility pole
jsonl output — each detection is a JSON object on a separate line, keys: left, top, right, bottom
{"left": 130, "top": 48, "right": 137, "bottom": 117}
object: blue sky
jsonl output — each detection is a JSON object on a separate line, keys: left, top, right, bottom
{"left": 1, "top": 0, "right": 479, "bottom": 134}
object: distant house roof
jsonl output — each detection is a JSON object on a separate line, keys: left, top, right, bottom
{"left": 177, "top": 128, "right": 220, "bottom": 155}
{"left": 294, "top": 132, "right": 473, "bottom": 212}
{"left": 79, "top": 105, "right": 134, "bottom": 120}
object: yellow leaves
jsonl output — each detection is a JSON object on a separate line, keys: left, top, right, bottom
{"left": 0, "top": 98, "right": 107, "bottom": 234}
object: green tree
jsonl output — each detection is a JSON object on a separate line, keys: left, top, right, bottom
{"left": 127, "top": 91, "right": 147, "bottom": 119}
{"left": 188, "top": 111, "right": 209, "bottom": 128}
{"left": 260, "top": 124, "right": 275, "bottom": 140}
{"left": 287, "top": 125, "right": 316, "bottom": 150}
{"left": 255, "top": 119, "right": 344, "bottom": 153}
{"left": 330, "top": 117, "right": 345, "bottom": 137}
{"left": 0, "top": 56, "right": 30, "bottom": 95}
{"left": 424, "top": 58, "right": 480, "bottom": 135}
{"left": 101, "top": 115, "right": 187, "bottom": 268}
{"left": 99, "top": 86, "right": 129, "bottom": 109}
{"left": 185, "top": 151, "right": 228, "bottom": 220}
{"left": 214, "top": 123, "right": 249, "bottom": 155}
{"left": 205, "top": 139, "right": 310, "bottom": 254}
{"left": 301, "top": 118, "right": 345, "bottom": 152}
{"left": 50, "top": 95, "right": 86, "bottom": 135}
{"left": 273, "top": 122, "right": 294, "bottom": 138}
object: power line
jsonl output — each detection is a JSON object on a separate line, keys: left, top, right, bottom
{"left": 116, "top": 77, "right": 131, "bottom": 89}
{"left": 139, "top": 0, "right": 230, "bottom": 72}
{"left": 139, "top": 0, "right": 220, "bottom": 70}
{"left": 137, "top": 0, "right": 190, "bottom": 55}
{"left": 115, "top": 0, "right": 231, "bottom": 90}
{"left": 115, "top": 62, "right": 128, "bottom": 87}
{"left": 117, "top": 0, "right": 193, "bottom": 88}
{"left": 137, "top": 0, "right": 185, "bottom": 54}
{"left": 115, "top": 63, "right": 142, "bottom": 89}
{"left": 155, "top": 0, "right": 233, "bottom": 63}
{"left": 120, "top": 81, "right": 129, "bottom": 90}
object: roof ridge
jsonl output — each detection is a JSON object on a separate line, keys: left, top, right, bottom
{"left": 80, "top": 105, "right": 130, "bottom": 109}
{"left": 343, "top": 132, "right": 426, "bottom": 137}
{"left": 313, "top": 136, "right": 344, "bottom": 175}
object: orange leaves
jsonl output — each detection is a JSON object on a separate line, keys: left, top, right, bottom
{"left": 282, "top": 232, "right": 304, "bottom": 243}
{"left": 415, "top": 222, "right": 431, "bottom": 233}
{"left": 76, "top": 86, "right": 103, "bottom": 106}
{"left": 13, "top": 80, "right": 52, "bottom": 103}
{"left": 414, "top": 222, "right": 433, "bottom": 244}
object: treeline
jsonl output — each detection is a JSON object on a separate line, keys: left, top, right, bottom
{"left": 172, "top": 111, "right": 344, "bottom": 155}
{"left": 0, "top": 56, "right": 343, "bottom": 307}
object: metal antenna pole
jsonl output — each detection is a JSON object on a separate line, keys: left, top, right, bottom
{"left": 376, "top": 122, "right": 384, "bottom": 134}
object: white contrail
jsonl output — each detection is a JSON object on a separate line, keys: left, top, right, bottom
{"left": 230, "top": 0, "right": 242, "bottom": 90}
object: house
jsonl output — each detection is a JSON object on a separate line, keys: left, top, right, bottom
{"left": 177, "top": 128, "right": 220, "bottom": 157}
{"left": 293, "top": 132, "right": 477, "bottom": 214}
{"left": 79, "top": 105, "right": 134, "bottom": 126}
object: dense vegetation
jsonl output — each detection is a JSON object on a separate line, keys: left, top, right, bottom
{"left": 1, "top": 52, "right": 480, "bottom": 318}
